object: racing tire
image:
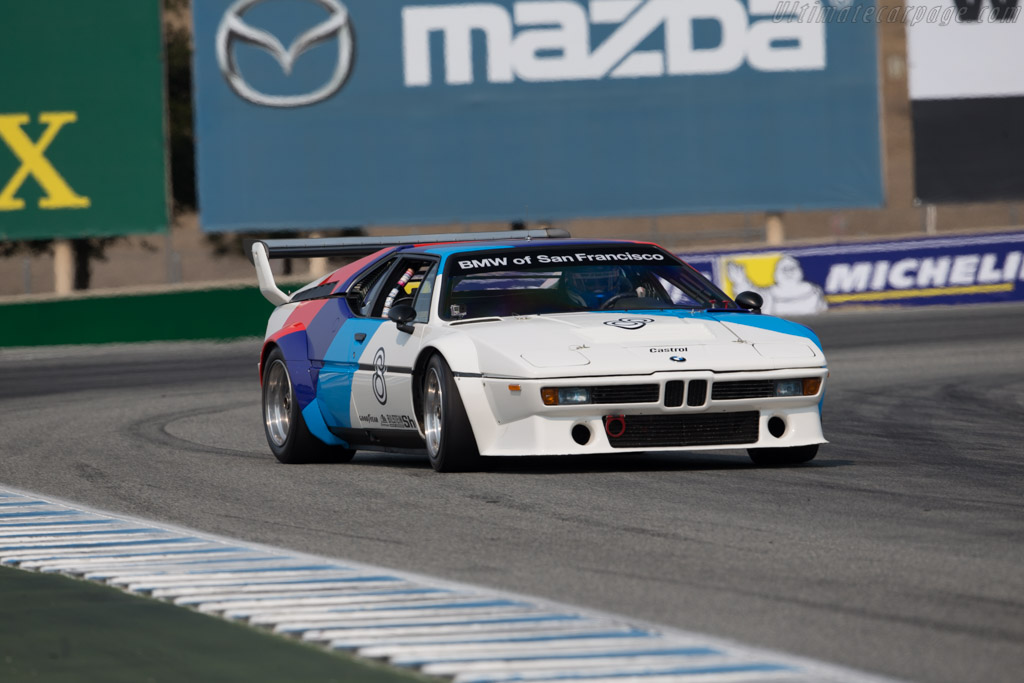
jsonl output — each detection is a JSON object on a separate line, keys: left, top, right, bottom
{"left": 747, "top": 444, "right": 819, "bottom": 466}
{"left": 421, "top": 354, "right": 481, "bottom": 473}
{"left": 262, "top": 348, "right": 355, "bottom": 465}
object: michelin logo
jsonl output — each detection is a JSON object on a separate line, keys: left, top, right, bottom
{"left": 403, "top": 0, "right": 827, "bottom": 87}
{"left": 721, "top": 248, "right": 1024, "bottom": 312}
{"left": 825, "top": 252, "right": 1024, "bottom": 295}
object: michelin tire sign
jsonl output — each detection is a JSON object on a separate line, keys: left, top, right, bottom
{"left": 685, "top": 231, "right": 1024, "bottom": 315}
{"left": 193, "top": 0, "right": 883, "bottom": 231}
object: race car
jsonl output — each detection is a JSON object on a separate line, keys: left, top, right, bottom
{"left": 251, "top": 230, "right": 827, "bottom": 472}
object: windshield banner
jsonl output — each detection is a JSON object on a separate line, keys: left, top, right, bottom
{"left": 452, "top": 248, "right": 668, "bottom": 273}
{"left": 681, "top": 231, "right": 1024, "bottom": 316}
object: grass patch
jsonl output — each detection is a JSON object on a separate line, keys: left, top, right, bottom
{"left": 0, "top": 566, "right": 430, "bottom": 683}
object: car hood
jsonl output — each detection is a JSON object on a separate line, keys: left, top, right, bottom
{"left": 449, "top": 312, "right": 825, "bottom": 378}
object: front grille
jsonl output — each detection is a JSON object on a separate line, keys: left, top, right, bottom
{"left": 607, "top": 411, "right": 759, "bottom": 448}
{"left": 687, "top": 380, "right": 708, "bottom": 406}
{"left": 591, "top": 384, "right": 659, "bottom": 404}
{"left": 664, "top": 381, "right": 685, "bottom": 408}
{"left": 712, "top": 380, "right": 775, "bottom": 401}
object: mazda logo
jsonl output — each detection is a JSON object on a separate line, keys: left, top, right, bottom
{"left": 216, "top": 0, "right": 355, "bottom": 108}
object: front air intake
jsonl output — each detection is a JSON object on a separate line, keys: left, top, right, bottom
{"left": 687, "top": 380, "right": 708, "bottom": 406}
{"left": 712, "top": 380, "right": 775, "bottom": 400}
{"left": 664, "top": 381, "right": 685, "bottom": 408}
{"left": 591, "top": 384, "right": 659, "bottom": 404}
{"left": 606, "top": 412, "right": 759, "bottom": 448}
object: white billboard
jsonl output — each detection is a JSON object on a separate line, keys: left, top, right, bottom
{"left": 907, "top": 0, "right": 1024, "bottom": 100}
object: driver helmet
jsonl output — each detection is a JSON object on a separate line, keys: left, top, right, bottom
{"left": 563, "top": 266, "right": 628, "bottom": 308}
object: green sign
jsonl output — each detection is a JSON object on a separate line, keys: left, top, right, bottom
{"left": 0, "top": 1, "right": 168, "bottom": 241}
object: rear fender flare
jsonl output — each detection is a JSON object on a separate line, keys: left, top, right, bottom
{"left": 260, "top": 328, "right": 317, "bottom": 411}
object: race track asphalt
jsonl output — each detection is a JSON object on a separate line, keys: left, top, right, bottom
{"left": 1, "top": 303, "right": 1022, "bottom": 683}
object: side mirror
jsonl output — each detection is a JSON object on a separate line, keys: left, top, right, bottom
{"left": 388, "top": 304, "right": 417, "bottom": 334}
{"left": 735, "top": 291, "right": 763, "bottom": 314}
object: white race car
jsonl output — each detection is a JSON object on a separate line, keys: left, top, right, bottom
{"left": 251, "top": 231, "right": 827, "bottom": 471}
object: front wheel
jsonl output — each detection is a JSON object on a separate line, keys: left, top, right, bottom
{"left": 422, "top": 355, "right": 480, "bottom": 472}
{"left": 262, "top": 348, "right": 355, "bottom": 464}
{"left": 747, "top": 444, "right": 819, "bottom": 466}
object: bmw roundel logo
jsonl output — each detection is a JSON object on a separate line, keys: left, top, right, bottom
{"left": 669, "top": 356, "right": 687, "bottom": 363}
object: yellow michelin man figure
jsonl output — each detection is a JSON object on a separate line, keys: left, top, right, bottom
{"left": 727, "top": 255, "right": 828, "bottom": 316}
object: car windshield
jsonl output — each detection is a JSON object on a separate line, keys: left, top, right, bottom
{"left": 442, "top": 245, "right": 735, "bottom": 320}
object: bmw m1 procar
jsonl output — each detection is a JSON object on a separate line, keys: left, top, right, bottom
{"left": 250, "top": 230, "right": 827, "bottom": 472}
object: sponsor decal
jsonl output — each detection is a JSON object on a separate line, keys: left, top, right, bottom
{"left": 0, "top": 112, "right": 90, "bottom": 212}
{"left": 216, "top": 0, "right": 355, "bottom": 108}
{"left": 372, "top": 347, "right": 387, "bottom": 404}
{"left": 455, "top": 250, "right": 666, "bottom": 272}
{"left": 649, "top": 346, "right": 688, "bottom": 353}
{"left": 683, "top": 231, "right": 1024, "bottom": 312}
{"left": 402, "top": 0, "right": 826, "bottom": 87}
{"left": 605, "top": 317, "right": 655, "bottom": 330}
{"left": 358, "top": 413, "right": 417, "bottom": 429}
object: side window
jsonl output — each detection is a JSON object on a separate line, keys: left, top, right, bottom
{"left": 370, "top": 259, "right": 438, "bottom": 319}
{"left": 347, "top": 258, "right": 396, "bottom": 317}
{"left": 412, "top": 262, "right": 438, "bottom": 323}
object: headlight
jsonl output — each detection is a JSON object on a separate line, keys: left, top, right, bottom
{"left": 774, "top": 378, "right": 822, "bottom": 397}
{"left": 774, "top": 380, "right": 802, "bottom": 397}
{"left": 541, "top": 387, "right": 592, "bottom": 405}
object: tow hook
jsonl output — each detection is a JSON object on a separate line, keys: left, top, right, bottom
{"left": 604, "top": 415, "right": 626, "bottom": 438}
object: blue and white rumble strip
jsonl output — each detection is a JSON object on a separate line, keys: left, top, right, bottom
{"left": 0, "top": 487, "right": 895, "bottom": 683}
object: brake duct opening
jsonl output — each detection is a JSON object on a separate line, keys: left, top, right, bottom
{"left": 571, "top": 424, "right": 592, "bottom": 445}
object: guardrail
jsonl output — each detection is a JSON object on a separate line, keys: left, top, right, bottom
{"left": 0, "top": 284, "right": 276, "bottom": 347}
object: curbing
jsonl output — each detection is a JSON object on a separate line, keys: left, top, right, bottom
{"left": 0, "top": 485, "right": 902, "bottom": 683}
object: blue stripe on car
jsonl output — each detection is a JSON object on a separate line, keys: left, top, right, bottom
{"left": 707, "top": 311, "right": 823, "bottom": 350}
{"left": 301, "top": 400, "right": 349, "bottom": 447}
{"left": 316, "top": 318, "right": 388, "bottom": 430}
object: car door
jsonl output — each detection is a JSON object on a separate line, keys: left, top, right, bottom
{"left": 321, "top": 256, "right": 438, "bottom": 447}
{"left": 315, "top": 257, "right": 395, "bottom": 434}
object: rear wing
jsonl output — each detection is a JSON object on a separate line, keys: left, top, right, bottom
{"left": 249, "top": 229, "right": 571, "bottom": 306}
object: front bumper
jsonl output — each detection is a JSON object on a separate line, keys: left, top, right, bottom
{"left": 454, "top": 368, "right": 827, "bottom": 456}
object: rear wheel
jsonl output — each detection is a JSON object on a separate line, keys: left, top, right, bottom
{"left": 262, "top": 348, "right": 355, "bottom": 464}
{"left": 422, "top": 355, "right": 480, "bottom": 472}
{"left": 747, "top": 444, "right": 819, "bottom": 466}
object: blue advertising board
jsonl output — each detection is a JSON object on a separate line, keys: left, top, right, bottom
{"left": 193, "top": 0, "right": 883, "bottom": 232}
{"left": 681, "top": 231, "right": 1024, "bottom": 316}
